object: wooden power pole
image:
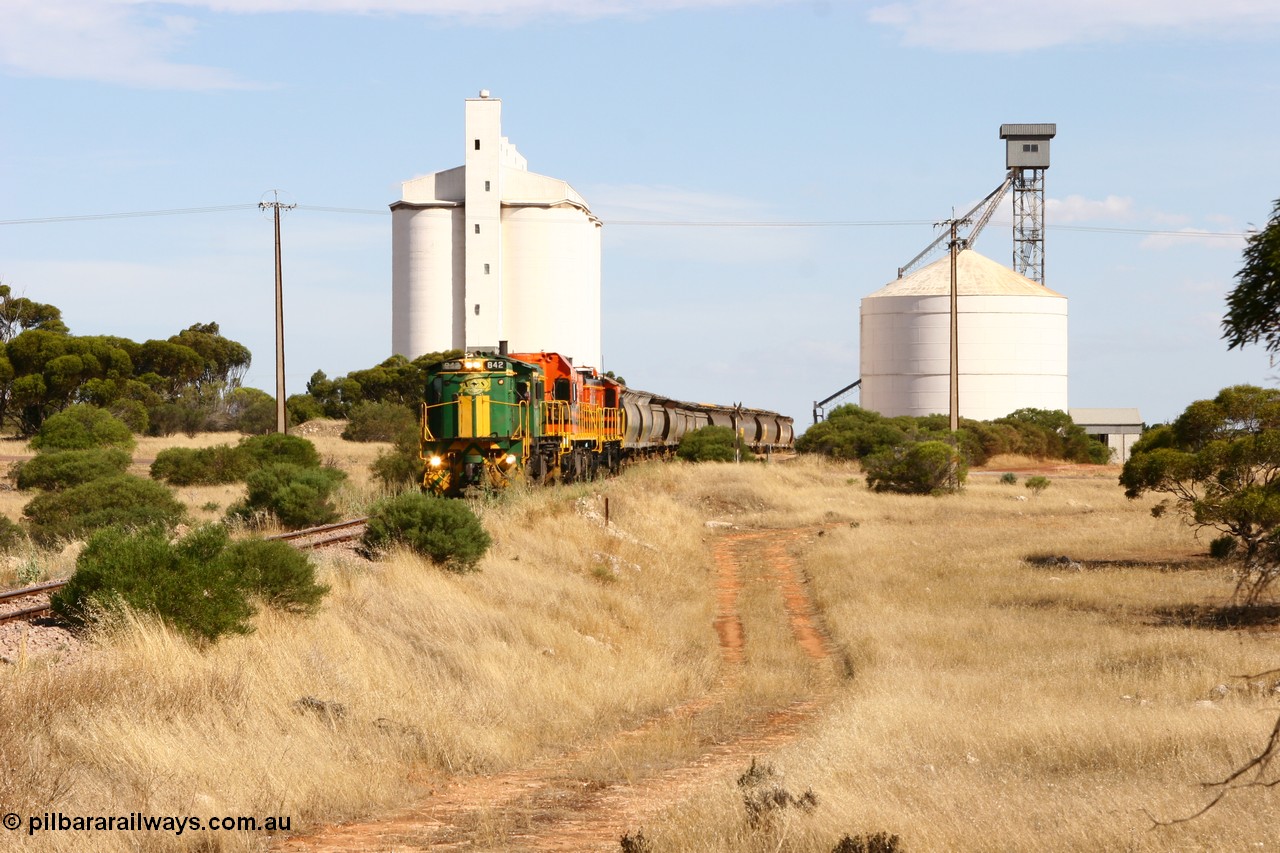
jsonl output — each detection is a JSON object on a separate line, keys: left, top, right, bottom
{"left": 260, "top": 193, "right": 296, "bottom": 434}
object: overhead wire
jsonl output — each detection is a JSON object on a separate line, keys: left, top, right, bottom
{"left": 0, "top": 204, "right": 1254, "bottom": 239}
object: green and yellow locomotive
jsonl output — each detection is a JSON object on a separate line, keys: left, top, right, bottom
{"left": 420, "top": 352, "right": 624, "bottom": 496}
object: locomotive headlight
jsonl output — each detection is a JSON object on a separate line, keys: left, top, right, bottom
{"left": 429, "top": 455, "right": 443, "bottom": 468}
{"left": 504, "top": 454, "right": 517, "bottom": 465}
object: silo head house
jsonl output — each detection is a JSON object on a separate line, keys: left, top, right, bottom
{"left": 391, "top": 91, "right": 603, "bottom": 369}
{"left": 859, "top": 249, "right": 1068, "bottom": 421}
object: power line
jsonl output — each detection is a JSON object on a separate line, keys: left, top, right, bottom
{"left": 0, "top": 204, "right": 1254, "bottom": 239}
{"left": 0, "top": 204, "right": 257, "bottom": 225}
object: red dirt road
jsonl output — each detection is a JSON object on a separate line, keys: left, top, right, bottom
{"left": 277, "top": 526, "right": 836, "bottom": 852}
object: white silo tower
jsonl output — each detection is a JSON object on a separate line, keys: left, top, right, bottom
{"left": 390, "top": 92, "right": 603, "bottom": 368}
{"left": 860, "top": 250, "right": 1067, "bottom": 421}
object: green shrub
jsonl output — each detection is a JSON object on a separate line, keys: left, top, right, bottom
{"left": 30, "top": 404, "right": 135, "bottom": 452}
{"left": 14, "top": 448, "right": 132, "bottom": 491}
{"left": 150, "top": 445, "right": 251, "bottom": 486}
{"left": 238, "top": 433, "right": 322, "bottom": 469}
{"left": 23, "top": 475, "right": 186, "bottom": 546}
{"left": 863, "top": 440, "right": 966, "bottom": 495}
{"left": 999, "top": 472, "right": 1018, "bottom": 485}
{"left": 219, "top": 537, "right": 329, "bottom": 613}
{"left": 677, "top": 425, "right": 749, "bottom": 463}
{"left": 369, "top": 423, "right": 424, "bottom": 490}
{"left": 108, "top": 398, "right": 150, "bottom": 434}
{"left": 0, "top": 515, "right": 27, "bottom": 553}
{"left": 342, "top": 401, "right": 418, "bottom": 443}
{"left": 51, "top": 525, "right": 252, "bottom": 642}
{"left": 362, "top": 491, "right": 490, "bottom": 571}
{"left": 1210, "top": 535, "right": 1238, "bottom": 560}
{"left": 372, "top": 446, "right": 422, "bottom": 490}
{"left": 229, "top": 463, "right": 346, "bottom": 529}
{"left": 286, "top": 393, "right": 324, "bottom": 425}
{"left": 1025, "top": 475, "right": 1051, "bottom": 495}
{"left": 50, "top": 524, "right": 327, "bottom": 642}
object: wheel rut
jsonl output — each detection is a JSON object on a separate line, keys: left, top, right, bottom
{"left": 278, "top": 525, "right": 837, "bottom": 852}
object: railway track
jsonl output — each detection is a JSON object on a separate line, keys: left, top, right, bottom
{"left": 0, "top": 579, "right": 66, "bottom": 625}
{"left": 0, "top": 518, "right": 370, "bottom": 627}
{"left": 265, "top": 517, "right": 369, "bottom": 548}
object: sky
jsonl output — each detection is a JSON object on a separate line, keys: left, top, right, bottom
{"left": 2, "top": 0, "right": 1279, "bottom": 429}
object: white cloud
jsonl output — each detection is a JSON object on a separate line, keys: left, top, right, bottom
{"left": 867, "top": 0, "right": 1280, "bottom": 51}
{"left": 1046, "top": 194, "right": 1135, "bottom": 224}
{"left": 0, "top": 0, "right": 250, "bottom": 89}
{"left": 1, "top": 0, "right": 790, "bottom": 88}
{"left": 161, "top": 0, "right": 782, "bottom": 18}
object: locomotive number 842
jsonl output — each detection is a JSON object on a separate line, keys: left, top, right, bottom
{"left": 420, "top": 351, "right": 793, "bottom": 497}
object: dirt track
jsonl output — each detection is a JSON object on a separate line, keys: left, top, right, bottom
{"left": 278, "top": 526, "right": 836, "bottom": 852}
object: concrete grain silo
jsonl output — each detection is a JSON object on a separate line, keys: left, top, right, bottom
{"left": 859, "top": 249, "right": 1067, "bottom": 421}
{"left": 391, "top": 92, "right": 603, "bottom": 368}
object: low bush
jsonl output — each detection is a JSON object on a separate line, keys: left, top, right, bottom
{"left": 0, "top": 516, "right": 27, "bottom": 553}
{"left": 342, "top": 401, "right": 417, "bottom": 443}
{"left": 30, "top": 404, "right": 135, "bottom": 452}
{"left": 1210, "top": 535, "right": 1238, "bottom": 560}
{"left": 14, "top": 448, "right": 132, "bottom": 491}
{"left": 800, "top": 404, "right": 1108, "bottom": 467}
{"left": 286, "top": 393, "right": 324, "bottom": 425}
{"left": 52, "top": 525, "right": 252, "bottom": 642}
{"left": 999, "top": 472, "right": 1018, "bottom": 485}
{"left": 228, "top": 463, "right": 346, "bottom": 529}
{"left": 238, "top": 433, "right": 322, "bottom": 469}
{"left": 370, "top": 422, "right": 424, "bottom": 490}
{"left": 1025, "top": 475, "right": 1051, "bottom": 495}
{"left": 51, "top": 524, "right": 327, "bottom": 642}
{"left": 23, "top": 475, "right": 186, "bottom": 546}
{"left": 150, "top": 444, "right": 251, "bottom": 486}
{"left": 361, "top": 491, "right": 490, "bottom": 571}
{"left": 863, "top": 440, "right": 966, "bottom": 495}
{"left": 372, "top": 446, "right": 422, "bottom": 490}
{"left": 677, "top": 425, "right": 749, "bottom": 463}
{"left": 219, "top": 537, "right": 329, "bottom": 613}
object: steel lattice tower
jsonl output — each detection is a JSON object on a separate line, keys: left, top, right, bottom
{"left": 1011, "top": 168, "right": 1046, "bottom": 283}
{"left": 999, "top": 124, "right": 1056, "bottom": 285}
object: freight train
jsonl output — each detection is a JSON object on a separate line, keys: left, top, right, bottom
{"left": 420, "top": 351, "right": 794, "bottom": 496}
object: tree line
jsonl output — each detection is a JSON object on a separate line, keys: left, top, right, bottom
{"left": 0, "top": 283, "right": 258, "bottom": 436}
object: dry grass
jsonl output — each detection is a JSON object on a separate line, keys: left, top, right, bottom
{"left": 2, "top": 452, "right": 1278, "bottom": 852}
{"left": 0, "top": 455, "right": 722, "bottom": 852}
{"left": 641, "top": 464, "right": 1280, "bottom": 852}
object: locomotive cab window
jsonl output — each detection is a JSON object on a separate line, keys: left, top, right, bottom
{"left": 554, "top": 377, "right": 572, "bottom": 402}
{"left": 604, "top": 389, "right": 617, "bottom": 408}
{"left": 427, "top": 377, "right": 444, "bottom": 405}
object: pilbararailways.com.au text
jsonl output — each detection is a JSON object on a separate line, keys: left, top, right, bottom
{"left": 7, "top": 812, "right": 292, "bottom": 836}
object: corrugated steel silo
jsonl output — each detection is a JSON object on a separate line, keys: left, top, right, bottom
{"left": 860, "top": 250, "right": 1067, "bottom": 421}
